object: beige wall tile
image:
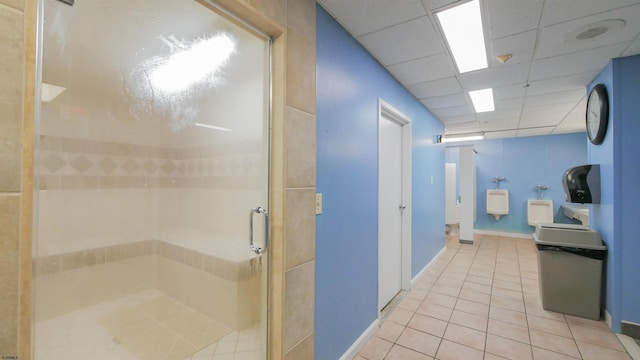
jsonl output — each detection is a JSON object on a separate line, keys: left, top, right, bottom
{"left": 0, "top": 6, "right": 24, "bottom": 192}
{"left": 247, "top": 0, "right": 286, "bottom": 28}
{"left": 284, "top": 333, "right": 314, "bottom": 360}
{"left": 284, "top": 260, "right": 315, "bottom": 352}
{"left": 285, "top": 188, "right": 315, "bottom": 269}
{"left": 286, "top": 31, "right": 316, "bottom": 114}
{"left": 0, "top": 0, "right": 24, "bottom": 11}
{"left": 285, "top": 107, "right": 316, "bottom": 188}
{"left": 287, "top": 0, "right": 316, "bottom": 44}
{"left": 0, "top": 194, "right": 20, "bottom": 355}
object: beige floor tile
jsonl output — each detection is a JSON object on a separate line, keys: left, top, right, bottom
{"left": 358, "top": 336, "right": 393, "bottom": 360}
{"left": 490, "top": 306, "right": 528, "bottom": 328}
{"left": 387, "top": 308, "right": 414, "bottom": 326}
{"left": 454, "top": 298, "right": 489, "bottom": 317}
{"left": 458, "top": 288, "right": 491, "bottom": 304}
{"left": 569, "top": 323, "right": 626, "bottom": 351}
{"left": 525, "top": 301, "right": 566, "bottom": 321}
{"left": 423, "top": 292, "right": 457, "bottom": 308}
{"left": 376, "top": 320, "right": 405, "bottom": 343}
{"left": 398, "top": 297, "right": 421, "bottom": 312}
{"left": 493, "top": 278, "right": 522, "bottom": 291}
{"left": 462, "top": 281, "right": 492, "bottom": 294}
{"left": 532, "top": 346, "right": 581, "bottom": 360}
{"left": 384, "top": 344, "right": 433, "bottom": 360}
{"left": 527, "top": 314, "right": 572, "bottom": 338}
{"left": 493, "top": 273, "right": 521, "bottom": 284}
{"left": 430, "top": 283, "right": 462, "bottom": 297}
{"left": 436, "top": 339, "right": 484, "bottom": 360}
{"left": 564, "top": 314, "right": 611, "bottom": 331}
{"left": 530, "top": 329, "right": 581, "bottom": 358}
{"left": 443, "top": 323, "right": 486, "bottom": 351}
{"left": 488, "top": 318, "right": 530, "bottom": 344}
{"left": 576, "top": 340, "right": 632, "bottom": 360}
{"left": 484, "top": 353, "right": 510, "bottom": 360}
{"left": 486, "top": 333, "right": 533, "bottom": 360}
{"left": 416, "top": 302, "right": 453, "bottom": 322}
{"left": 407, "top": 288, "right": 428, "bottom": 301}
{"left": 406, "top": 313, "right": 447, "bottom": 337}
{"left": 492, "top": 287, "right": 524, "bottom": 301}
{"left": 449, "top": 309, "right": 487, "bottom": 332}
{"left": 491, "top": 295, "right": 526, "bottom": 313}
{"left": 466, "top": 274, "right": 493, "bottom": 286}
{"left": 395, "top": 327, "right": 441, "bottom": 357}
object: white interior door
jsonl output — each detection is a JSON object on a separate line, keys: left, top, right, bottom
{"left": 378, "top": 114, "right": 403, "bottom": 311}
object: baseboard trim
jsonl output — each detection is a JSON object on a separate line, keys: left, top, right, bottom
{"left": 411, "top": 246, "right": 447, "bottom": 287}
{"left": 605, "top": 309, "right": 613, "bottom": 329}
{"left": 339, "top": 319, "right": 380, "bottom": 360}
{"left": 622, "top": 320, "right": 640, "bottom": 339}
{"left": 474, "top": 229, "right": 533, "bottom": 240}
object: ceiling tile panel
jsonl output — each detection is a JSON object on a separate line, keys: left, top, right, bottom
{"left": 431, "top": 104, "right": 475, "bottom": 118}
{"left": 494, "top": 97, "right": 524, "bottom": 110}
{"left": 490, "top": 30, "right": 537, "bottom": 66}
{"left": 481, "top": 118, "right": 520, "bottom": 132}
{"left": 439, "top": 115, "right": 477, "bottom": 124}
{"left": 459, "top": 62, "right": 529, "bottom": 89}
{"left": 535, "top": 4, "right": 640, "bottom": 60}
{"left": 553, "top": 98, "right": 587, "bottom": 133}
{"left": 516, "top": 127, "right": 555, "bottom": 137}
{"left": 486, "top": 0, "right": 544, "bottom": 39}
{"left": 477, "top": 109, "right": 521, "bottom": 123}
{"left": 317, "top": 0, "right": 427, "bottom": 37}
{"left": 387, "top": 53, "right": 455, "bottom": 86}
{"left": 525, "top": 89, "right": 586, "bottom": 107}
{"left": 526, "top": 71, "right": 597, "bottom": 96}
{"left": 623, "top": 38, "right": 640, "bottom": 56}
{"left": 421, "top": 0, "right": 458, "bottom": 12}
{"left": 520, "top": 102, "right": 576, "bottom": 127}
{"left": 530, "top": 43, "right": 629, "bottom": 81}
{"left": 484, "top": 130, "right": 518, "bottom": 139}
{"left": 409, "top": 77, "right": 461, "bottom": 99}
{"left": 493, "top": 83, "right": 527, "bottom": 100}
{"left": 444, "top": 121, "right": 483, "bottom": 134}
{"left": 541, "top": 0, "right": 640, "bottom": 27}
{"left": 358, "top": 16, "right": 444, "bottom": 65}
{"left": 422, "top": 93, "right": 470, "bottom": 109}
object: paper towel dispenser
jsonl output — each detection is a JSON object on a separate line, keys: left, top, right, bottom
{"left": 562, "top": 164, "right": 600, "bottom": 204}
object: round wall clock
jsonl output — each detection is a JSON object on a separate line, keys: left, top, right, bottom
{"left": 586, "top": 84, "right": 609, "bottom": 145}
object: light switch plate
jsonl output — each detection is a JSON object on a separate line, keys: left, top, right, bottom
{"left": 316, "top": 193, "right": 322, "bottom": 215}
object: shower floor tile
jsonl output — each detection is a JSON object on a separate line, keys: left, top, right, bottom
{"left": 34, "top": 289, "right": 263, "bottom": 360}
{"left": 100, "top": 294, "right": 232, "bottom": 360}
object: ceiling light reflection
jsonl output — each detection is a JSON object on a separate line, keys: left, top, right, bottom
{"left": 149, "top": 33, "right": 236, "bottom": 94}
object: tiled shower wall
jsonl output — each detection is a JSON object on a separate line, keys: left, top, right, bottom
{"left": 0, "top": 0, "right": 26, "bottom": 356}
{"left": 6, "top": 0, "right": 317, "bottom": 359}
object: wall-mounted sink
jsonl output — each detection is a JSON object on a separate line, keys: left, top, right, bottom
{"left": 561, "top": 205, "right": 589, "bottom": 225}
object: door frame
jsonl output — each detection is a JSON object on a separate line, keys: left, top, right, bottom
{"left": 377, "top": 98, "right": 412, "bottom": 312}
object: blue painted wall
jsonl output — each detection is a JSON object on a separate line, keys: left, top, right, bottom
{"left": 589, "top": 54, "right": 640, "bottom": 332}
{"left": 445, "top": 134, "right": 588, "bottom": 235}
{"left": 315, "top": 5, "right": 445, "bottom": 359}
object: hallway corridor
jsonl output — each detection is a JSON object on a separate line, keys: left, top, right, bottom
{"left": 356, "top": 234, "right": 635, "bottom": 360}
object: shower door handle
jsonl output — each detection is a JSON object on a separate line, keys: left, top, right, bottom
{"left": 250, "top": 206, "right": 269, "bottom": 254}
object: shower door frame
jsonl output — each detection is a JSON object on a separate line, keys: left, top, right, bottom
{"left": 29, "top": 0, "right": 287, "bottom": 359}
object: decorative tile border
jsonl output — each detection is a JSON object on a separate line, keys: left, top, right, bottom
{"left": 33, "top": 239, "right": 261, "bottom": 282}
{"left": 38, "top": 135, "right": 265, "bottom": 190}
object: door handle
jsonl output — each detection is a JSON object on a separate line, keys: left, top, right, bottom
{"left": 399, "top": 204, "right": 407, "bottom": 210}
{"left": 250, "top": 206, "right": 269, "bottom": 254}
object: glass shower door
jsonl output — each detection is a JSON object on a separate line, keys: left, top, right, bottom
{"left": 33, "top": 0, "right": 270, "bottom": 359}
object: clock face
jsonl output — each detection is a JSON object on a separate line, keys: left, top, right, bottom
{"left": 586, "top": 84, "right": 608, "bottom": 145}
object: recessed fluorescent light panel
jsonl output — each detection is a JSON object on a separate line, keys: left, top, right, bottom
{"left": 436, "top": 0, "right": 488, "bottom": 73}
{"left": 469, "top": 88, "right": 495, "bottom": 112}
{"left": 442, "top": 133, "right": 485, "bottom": 143}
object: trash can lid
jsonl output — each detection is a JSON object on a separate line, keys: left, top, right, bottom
{"left": 534, "top": 223, "right": 604, "bottom": 248}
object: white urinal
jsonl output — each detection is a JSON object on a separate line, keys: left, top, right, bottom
{"left": 528, "top": 199, "right": 554, "bottom": 226}
{"left": 487, "top": 190, "right": 509, "bottom": 220}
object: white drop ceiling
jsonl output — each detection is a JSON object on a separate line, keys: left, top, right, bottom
{"left": 317, "top": 0, "right": 640, "bottom": 139}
